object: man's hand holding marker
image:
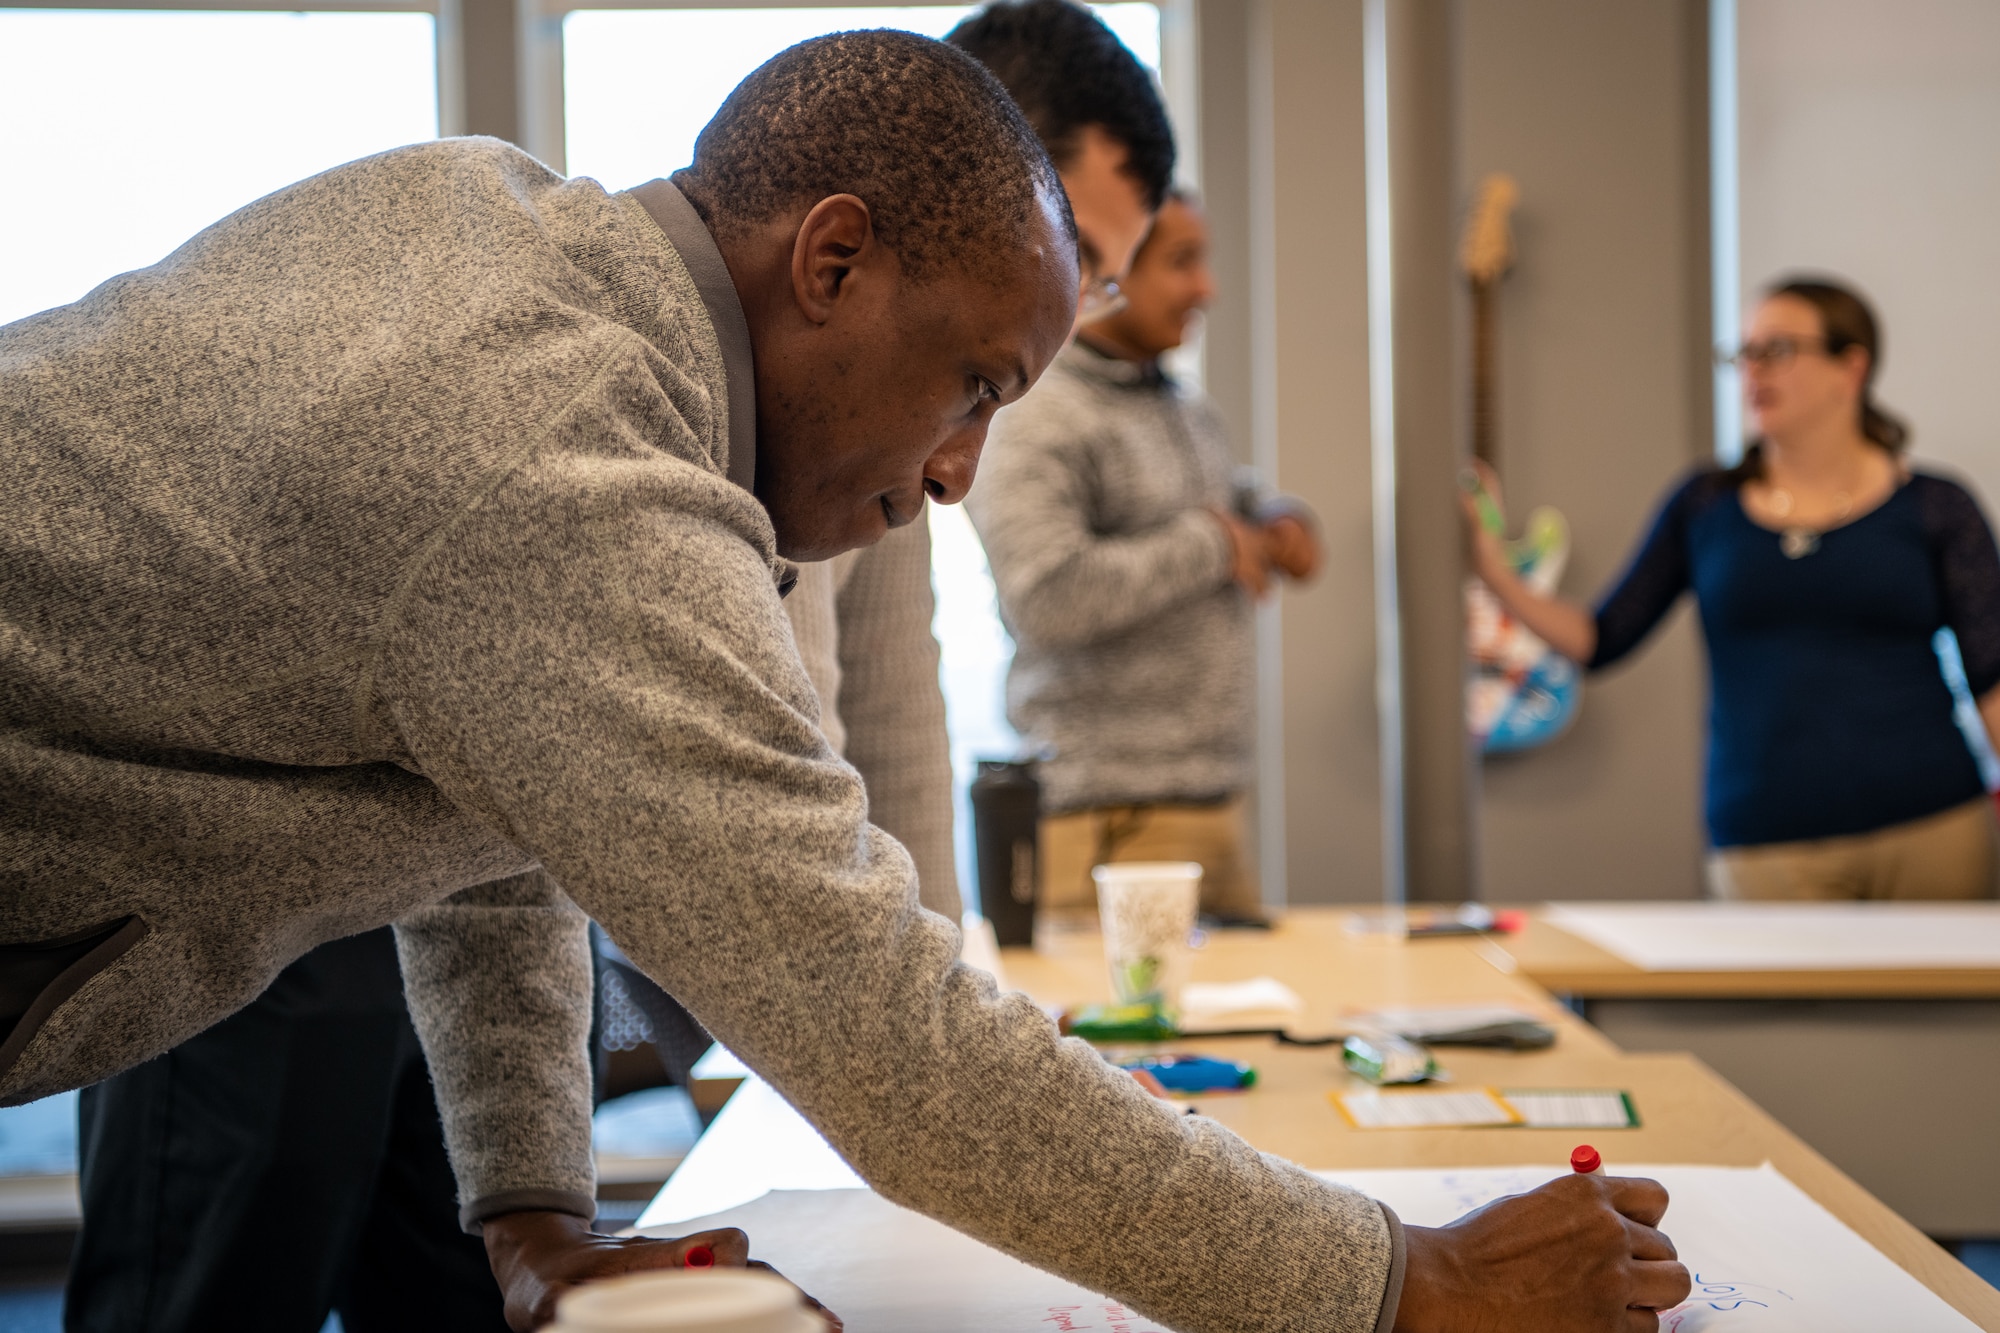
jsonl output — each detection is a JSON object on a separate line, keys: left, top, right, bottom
{"left": 1390, "top": 1145, "right": 1691, "bottom": 1332}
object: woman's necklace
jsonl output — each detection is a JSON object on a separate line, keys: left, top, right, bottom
{"left": 1767, "top": 486, "right": 1854, "bottom": 559}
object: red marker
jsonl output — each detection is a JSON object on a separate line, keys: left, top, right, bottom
{"left": 683, "top": 1244, "right": 716, "bottom": 1269}
{"left": 1570, "top": 1144, "right": 1603, "bottom": 1176}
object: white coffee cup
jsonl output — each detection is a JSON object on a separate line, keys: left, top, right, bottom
{"left": 1092, "top": 861, "right": 1202, "bottom": 1009}
{"left": 550, "top": 1269, "right": 821, "bottom": 1333}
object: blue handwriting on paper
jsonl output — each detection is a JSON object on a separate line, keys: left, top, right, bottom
{"left": 1660, "top": 1274, "right": 1794, "bottom": 1329}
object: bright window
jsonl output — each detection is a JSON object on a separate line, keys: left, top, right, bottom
{"left": 0, "top": 9, "right": 438, "bottom": 326}
{"left": 563, "top": 4, "right": 1159, "bottom": 188}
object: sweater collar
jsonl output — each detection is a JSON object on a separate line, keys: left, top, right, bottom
{"left": 1061, "top": 335, "right": 1172, "bottom": 391}
{"left": 625, "top": 179, "right": 758, "bottom": 496}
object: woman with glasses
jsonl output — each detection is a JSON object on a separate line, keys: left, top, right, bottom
{"left": 1468, "top": 276, "right": 2000, "bottom": 898}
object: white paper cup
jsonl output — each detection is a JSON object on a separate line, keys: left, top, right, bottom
{"left": 1093, "top": 861, "right": 1202, "bottom": 1008}
{"left": 551, "top": 1269, "right": 821, "bottom": 1333}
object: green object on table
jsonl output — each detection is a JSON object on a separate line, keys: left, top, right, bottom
{"left": 1064, "top": 1001, "right": 1179, "bottom": 1043}
{"left": 1342, "top": 1031, "right": 1439, "bottom": 1085}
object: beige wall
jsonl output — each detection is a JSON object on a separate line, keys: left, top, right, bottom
{"left": 1256, "top": 0, "right": 1384, "bottom": 903}
{"left": 1737, "top": 0, "right": 2000, "bottom": 508}
{"left": 1198, "top": 0, "right": 1716, "bottom": 903}
{"left": 1197, "top": 0, "right": 1384, "bottom": 905}
{"left": 1456, "top": 0, "right": 1711, "bottom": 900}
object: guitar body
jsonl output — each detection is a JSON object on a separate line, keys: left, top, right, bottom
{"left": 1467, "top": 508, "right": 1580, "bottom": 753}
{"left": 1459, "top": 174, "right": 1580, "bottom": 756}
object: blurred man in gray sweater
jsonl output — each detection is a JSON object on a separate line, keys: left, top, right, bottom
{"left": 969, "top": 190, "right": 1321, "bottom": 919}
{"left": 0, "top": 24, "right": 1689, "bottom": 1333}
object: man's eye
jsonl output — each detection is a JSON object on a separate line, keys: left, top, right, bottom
{"left": 974, "top": 377, "right": 1001, "bottom": 405}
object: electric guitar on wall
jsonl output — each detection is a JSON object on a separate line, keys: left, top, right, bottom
{"left": 1460, "top": 173, "right": 1580, "bottom": 755}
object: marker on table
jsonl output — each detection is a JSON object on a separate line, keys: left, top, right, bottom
{"left": 683, "top": 1244, "right": 716, "bottom": 1269}
{"left": 1570, "top": 1144, "right": 1603, "bottom": 1176}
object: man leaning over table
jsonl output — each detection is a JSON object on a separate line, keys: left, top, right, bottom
{"left": 0, "top": 25, "right": 1690, "bottom": 1333}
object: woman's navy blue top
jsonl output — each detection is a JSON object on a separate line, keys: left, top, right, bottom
{"left": 1589, "top": 469, "right": 2000, "bottom": 848}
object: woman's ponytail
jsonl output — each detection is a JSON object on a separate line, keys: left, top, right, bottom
{"left": 1861, "top": 398, "right": 1909, "bottom": 454}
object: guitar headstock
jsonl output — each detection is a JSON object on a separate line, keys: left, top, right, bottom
{"left": 1460, "top": 172, "right": 1520, "bottom": 286}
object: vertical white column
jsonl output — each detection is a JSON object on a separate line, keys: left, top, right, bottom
{"left": 435, "top": 0, "right": 467, "bottom": 138}
{"left": 1710, "top": 0, "right": 1742, "bottom": 463}
{"left": 1361, "top": 0, "right": 1404, "bottom": 906}
{"left": 516, "top": 0, "right": 566, "bottom": 173}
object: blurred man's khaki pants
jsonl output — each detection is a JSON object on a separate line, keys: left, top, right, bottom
{"left": 1039, "top": 795, "right": 1264, "bottom": 920}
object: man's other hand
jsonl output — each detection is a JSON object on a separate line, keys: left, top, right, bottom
{"left": 483, "top": 1210, "right": 842, "bottom": 1331}
{"left": 1212, "top": 509, "right": 1271, "bottom": 598}
{"left": 1260, "top": 512, "right": 1322, "bottom": 582}
{"left": 1392, "top": 1173, "right": 1691, "bottom": 1333}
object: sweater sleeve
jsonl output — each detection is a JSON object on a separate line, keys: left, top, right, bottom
{"left": 392, "top": 871, "right": 597, "bottom": 1229}
{"left": 373, "top": 370, "right": 1397, "bottom": 1332}
{"left": 966, "top": 400, "right": 1234, "bottom": 652}
{"left": 1918, "top": 474, "right": 2000, "bottom": 698}
{"left": 833, "top": 520, "right": 962, "bottom": 921}
{"left": 1587, "top": 473, "right": 1706, "bottom": 671}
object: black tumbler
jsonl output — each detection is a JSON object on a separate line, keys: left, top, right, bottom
{"left": 970, "top": 759, "right": 1041, "bottom": 948}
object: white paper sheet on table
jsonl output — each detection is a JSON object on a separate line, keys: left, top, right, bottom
{"left": 1544, "top": 901, "right": 2000, "bottom": 971}
{"left": 1316, "top": 1163, "right": 1978, "bottom": 1331}
{"left": 640, "top": 1188, "right": 1175, "bottom": 1333}
{"left": 640, "top": 1162, "right": 1974, "bottom": 1331}
{"left": 1178, "top": 976, "right": 1305, "bottom": 1031}
{"left": 635, "top": 1074, "right": 861, "bottom": 1228}
{"left": 1335, "top": 1087, "right": 1521, "bottom": 1129}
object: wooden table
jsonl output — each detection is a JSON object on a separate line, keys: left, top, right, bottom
{"left": 1001, "top": 908, "right": 2000, "bottom": 1328}
{"left": 1500, "top": 907, "right": 2000, "bottom": 1235}
{"left": 653, "top": 907, "right": 2000, "bottom": 1327}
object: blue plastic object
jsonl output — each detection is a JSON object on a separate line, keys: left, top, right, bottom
{"left": 1115, "top": 1054, "right": 1256, "bottom": 1093}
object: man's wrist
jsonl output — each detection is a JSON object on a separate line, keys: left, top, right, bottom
{"left": 462, "top": 1188, "right": 598, "bottom": 1235}
{"left": 484, "top": 1209, "right": 594, "bottom": 1260}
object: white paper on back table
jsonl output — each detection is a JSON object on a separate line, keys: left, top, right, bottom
{"left": 1544, "top": 901, "right": 2000, "bottom": 972}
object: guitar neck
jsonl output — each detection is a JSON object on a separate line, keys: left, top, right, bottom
{"left": 1469, "top": 277, "right": 1498, "bottom": 470}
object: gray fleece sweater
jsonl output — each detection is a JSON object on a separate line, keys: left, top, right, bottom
{"left": 0, "top": 139, "right": 1399, "bottom": 1332}
{"left": 967, "top": 340, "right": 1254, "bottom": 813}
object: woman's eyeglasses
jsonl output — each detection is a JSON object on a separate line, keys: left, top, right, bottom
{"left": 1714, "top": 335, "right": 1829, "bottom": 370}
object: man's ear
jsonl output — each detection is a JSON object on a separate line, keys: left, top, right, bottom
{"left": 790, "top": 194, "right": 877, "bottom": 326}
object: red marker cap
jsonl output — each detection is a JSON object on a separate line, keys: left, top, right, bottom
{"left": 683, "top": 1244, "right": 716, "bottom": 1269}
{"left": 1570, "top": 1144, "right": 1602, "bottom": 1175}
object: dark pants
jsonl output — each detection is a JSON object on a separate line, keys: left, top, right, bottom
{"left": 65, "top": 929, "right": 508, "bottom": 1333}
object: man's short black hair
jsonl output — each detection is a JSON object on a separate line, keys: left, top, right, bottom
{"left": 946, "top": 0, "right": 1175, "bottom": 209}
{"left": 673, "top": 29, "right": 1071, "bottom": 283}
